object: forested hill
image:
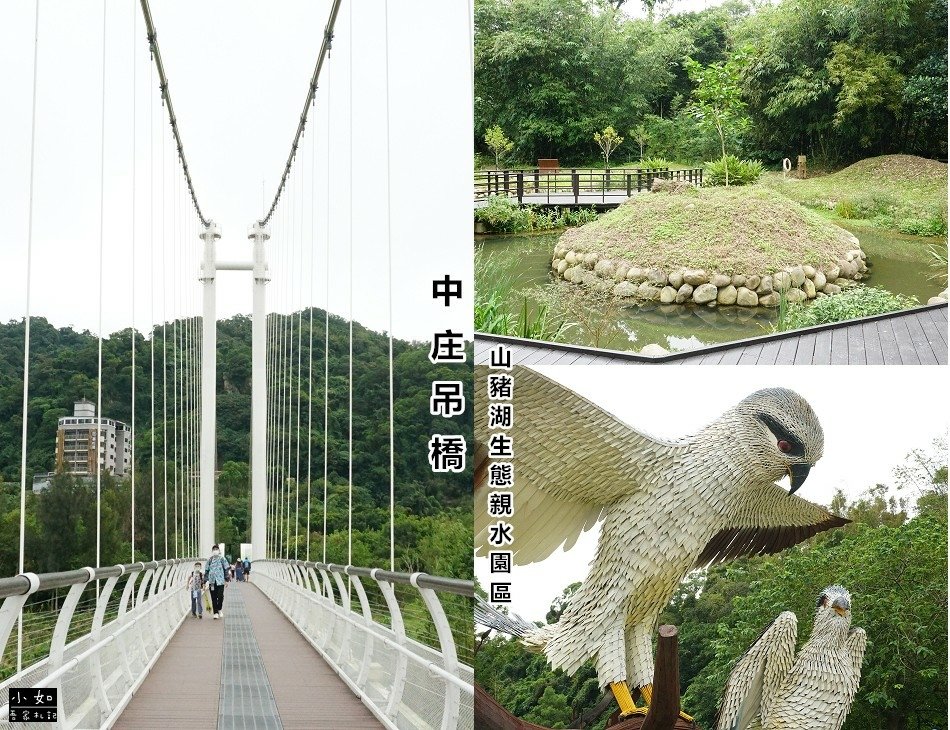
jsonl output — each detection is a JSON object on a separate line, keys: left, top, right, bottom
{"left": 0, "top": 311, "right": 471, "bottom": 512}
{"left": 475, "top": 0, "right": 948, "bottom": 165}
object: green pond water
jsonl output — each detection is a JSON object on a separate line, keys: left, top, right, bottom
{"left": 475, "top": 226, "right": 947, "bottom": 353}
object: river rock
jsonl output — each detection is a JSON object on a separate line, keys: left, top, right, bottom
{"left": 803, "top": 265, "right": 816, "bottom": 279}
{"left": 745, "top": 274, "right": 761, "bottom": 290}
{"left": 583, "top": 252, "right": 598, "bottom": 269}
{"left": 668, "top": 270, "right": 684, "bottom": 289}
{"left": 823, "top": 283, "right": 842, "bottom": 295}
{"left": 736, "top": 287, "right": 758, "bottom": 307}
{"left": 683, "top": 269, "right": 708, "bottom": 286}
{"left": 594, "top": 259, "right": 614, "bottom": 277}
{"left": 823, "top": 264, "right": 840, "bottom": 281}
{"left": 803, "top": 278, "right": 817, "bottom": 299}
{"left": 613, "top": 281, "right": 639, "bottom": 298}
{"left": 659, "top": 286, "right": 678, "bottom": 304}
{"left": 566, "top": 251, "right": 579, "bottom": 265}
{"left": 731, "top": 274, "right": 746, "bottom": 288}
{"left": 756, "top": 275, "right": 773, "bottom": 295}
{"left": 646, "top": 268, "right": 668, "bottom": 286}
{"left": 640, "top": 343, "right": 669, "bottom": 357}
{"left": 928, "top": 296, "right": 949, "bottom": 305}
{"left": 556, "top": 260, "right": 569, "bottom": 276}
{"left": 758, "top": 292, "right": 780, "bottom": 307}
{"left": 710, "top": 273, "right": 732, "bottom": 288}
{"left": 717, "top": 285, "right": 738, "bottom": 305}
{"left": 675, "top": 284, "right": 694, "bottom": 304}
{"left": 813, "top": 271, "right": 827, "bottom": 289}
{"left": 692, "top": 283, "right": 718, "bottom": 304}
{"left": 786, "top": 288, "right": 806, "bottom": 303}
{"left": 626, "top": 266, "right": 646, "bottom": 283}
{"left": 772, "top": 271, "right": 792, "bottom": 292}
{"left": 615, "top": 263, "right": 629, "bottom": 281}
{"left": 638, "top": 282, "right": 663, "bottom": 301}
{"left": 788, "top": 265, "right": 806, "bottom": 288}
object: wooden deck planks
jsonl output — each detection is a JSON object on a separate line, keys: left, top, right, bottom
{"left": 114, "top": 611, "right": 224, "bottom": 729}
{"left": 474, "top": 306, "right": 948, "bottom": 367}
{"left": 241, "top": 583, "right": 381, "bottom": 730}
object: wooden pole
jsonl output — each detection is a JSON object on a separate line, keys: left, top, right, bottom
{"left": 642, "top": 625, "right": 682, "bottom": 730}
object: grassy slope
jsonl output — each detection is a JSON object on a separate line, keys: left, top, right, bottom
{"left": 558, "top": 185, "right": 856, "bottom": 273}
{"left": 762, "top": 154, "right": 948, "bottom": 231}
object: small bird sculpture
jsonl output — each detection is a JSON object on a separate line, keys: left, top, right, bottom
{"left": 716, "top": 585, "right": 866, "bottom": 730}
{"left": 475, "top": 365, "right": 849, "bottom": 720}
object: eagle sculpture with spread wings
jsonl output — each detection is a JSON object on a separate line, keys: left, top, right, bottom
{"left": 716, "top": 585, "right": 866, "bottom": 730}
{"left": 474, "top": 365, "right": 849, "bottom": 720}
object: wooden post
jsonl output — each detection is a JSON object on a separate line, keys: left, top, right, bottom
{"left": 626, "top": 173, "right": 632, "bottom": 197}
{"left": 503, "top": 170, "right": 511, "bottom": 195}
{"left": 572, "top": 169, "right": 579, "bottom": 205}
{"left": 642, "top": 625, "right": 681, "bottom": 730}
{"left": 797, "top": 155, "right": 807, "bottom": 179}
{"left": 533, "top": 167, "right": 540, "bottom": 193}
{"left": 516, "top": 172, "right": 524, "bottom": 205}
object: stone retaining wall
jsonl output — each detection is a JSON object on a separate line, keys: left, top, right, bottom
{"left": 551, "top": 240, "right": 868, "bottom": 308}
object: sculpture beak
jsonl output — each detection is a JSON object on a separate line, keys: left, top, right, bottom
{"left": 788, "top": 463, "right": 811, "bottom": 494}
{"left": 832, "top": 596, "right": 850, "bottom": 616}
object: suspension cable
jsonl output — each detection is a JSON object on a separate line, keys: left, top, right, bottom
{"left": 294, "top": 151, "right": 303, "bottom": 561}
{"left": 347, "top": 0, "right": 353, "bottom": 572}
{"left": 383, "top": 0, "right": 395, "bottom": 573}
{"left": 259, "top": 0, "right": 343, "bottom": 226}
{"left": 95, "top": 0, "right": 107, "bottom": 578}
{"left": 17, "top": 0, "right": 41, "bottom": 675}
{"left": 162, "top": 107, "right": 168, "bottom": 560}
{"left": 305, "top": 94, "right": 316, "bottom": 563}
{"left": 138, "top": 0, "right": 209, "bottom": 227}
{"left": 172, "top": 145, "right": 179, "bottom": 559}
{"left": 322, "top": 48, "right": 332, "bottom": 565}
{"left": 149, "top": 51, "right": 156, "bottom": 562}
{"left": 130, "top": 0, "right": 137, "bottom": 564}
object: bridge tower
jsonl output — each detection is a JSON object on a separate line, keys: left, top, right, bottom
{"left": 198, "top": 222, "right": 269, "bottom": 557}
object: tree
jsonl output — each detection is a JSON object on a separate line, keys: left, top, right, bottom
{"left": 484, "top": 125, "right": 514, "bottom": 169}
{"left": 593, "top": 126, "right": 623, "bottom": 172}
{"left": 631, "top": 123, "right": 651, "bottom": 160}
{"left": 684, "top": 49, "right": 751, "bottom": 185}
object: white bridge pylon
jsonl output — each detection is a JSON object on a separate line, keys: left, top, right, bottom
{"left": 199, "top": 221, "right": 271, "bottom": 558}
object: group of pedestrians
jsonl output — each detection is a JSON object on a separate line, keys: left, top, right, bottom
{"left": 187, "top": 545, "right": 252, "bottom": 620}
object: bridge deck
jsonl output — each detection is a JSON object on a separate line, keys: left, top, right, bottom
{"left": 475, "top": 304, "right": 948, "bottom": 366}
{"left": 115, "top": 581, "right": 381, "bottom": 729}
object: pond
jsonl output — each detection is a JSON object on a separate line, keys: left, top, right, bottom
{"left": 474, "top": 226, "right": 947, "bottom": 353}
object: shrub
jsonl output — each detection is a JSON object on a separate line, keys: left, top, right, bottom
{"left": 474, "top": 196, "right": 534, "bottom": 233}
{"left": 897, "top": 216, "right": 948, "bottom": 237}
{"left": 638, "top": 157, "right": 670, "bottom": 170}
{"left": 475, "top": 197, "right": 599, "bottom": 233}
{"left": 703, "top": 155, "right": 764, "bottom": 186}
{"left": 834, "top": 199, "right": 858, "bottom": 219}
{"left": 780, "top": 286, "right": 918, "bottom": 330}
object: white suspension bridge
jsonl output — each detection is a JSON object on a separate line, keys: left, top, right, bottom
{"left": 0, "top": 1, "right": 473, "bottom": 728}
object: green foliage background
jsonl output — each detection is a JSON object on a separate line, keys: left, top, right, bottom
{"left": 0, "top": 311, "right": 472, "bottom": 580}
{"left": 475, "top": 0, "right": 947, "bottom": 166}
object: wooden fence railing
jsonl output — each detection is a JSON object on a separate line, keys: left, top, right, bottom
{"left": 474, "top": 168, "right": 704, "bottom": 204}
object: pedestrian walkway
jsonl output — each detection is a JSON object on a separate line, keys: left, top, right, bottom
{"left": 115, "top": 582, "right": 382, "bottom": 729}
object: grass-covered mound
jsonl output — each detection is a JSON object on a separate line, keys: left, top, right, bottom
{"left": 764, "top": 154, "right": 948, "bottom": 236}
{"left": 558, "top": 185, "right": 856, "bottom": 273}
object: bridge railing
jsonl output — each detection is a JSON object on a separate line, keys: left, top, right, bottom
{"left": 474, "top": 167, "right": 704, "bottom": 204}
{"left": 254, "top": 559, "right": 474, "bottom": 730}
{"left": 0, "top": 558, "right": 194, "bottom": 728}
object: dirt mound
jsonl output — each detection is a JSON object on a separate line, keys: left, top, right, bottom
{"left": 832, "top": 154, "right": 947, "bottom": 184}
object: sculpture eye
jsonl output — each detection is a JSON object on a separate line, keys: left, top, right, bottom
{"left": 778, "top": 440, "right": 792, "bottom": 453}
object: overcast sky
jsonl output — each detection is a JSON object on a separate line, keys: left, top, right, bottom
{"left": 1, "top": 0, "right": 472, "bottom": 343}
{"left": 475, "top": 365, "right": 949, "bottom": 621}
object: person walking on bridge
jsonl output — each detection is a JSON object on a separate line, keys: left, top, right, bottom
{"left": 205, "top": 545, "right": 229, "bottom": 619}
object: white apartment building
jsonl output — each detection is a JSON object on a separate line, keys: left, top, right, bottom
{"left": 55, "top": 399, "right": 132, "bottom": 477}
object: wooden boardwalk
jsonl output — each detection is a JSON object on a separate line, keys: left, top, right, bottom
{"left": 115, "top": 581, "right": 381, "bottom": 729}
{"left": 474, "top": 304, "right": 948, "bottom": 366}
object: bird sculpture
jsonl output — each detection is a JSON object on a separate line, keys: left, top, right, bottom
{"left": 474, "top": 365, "right": 849, "bottom": 720}
{"left": 715, "top": 585, "right": 866, "bottom": 730}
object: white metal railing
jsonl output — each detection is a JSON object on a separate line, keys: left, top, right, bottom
{"left": 253, "top": 559, "right": 474, "bottom": 730}
{"left": 0, "top": 559, "right": 194, "bottom": 729}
